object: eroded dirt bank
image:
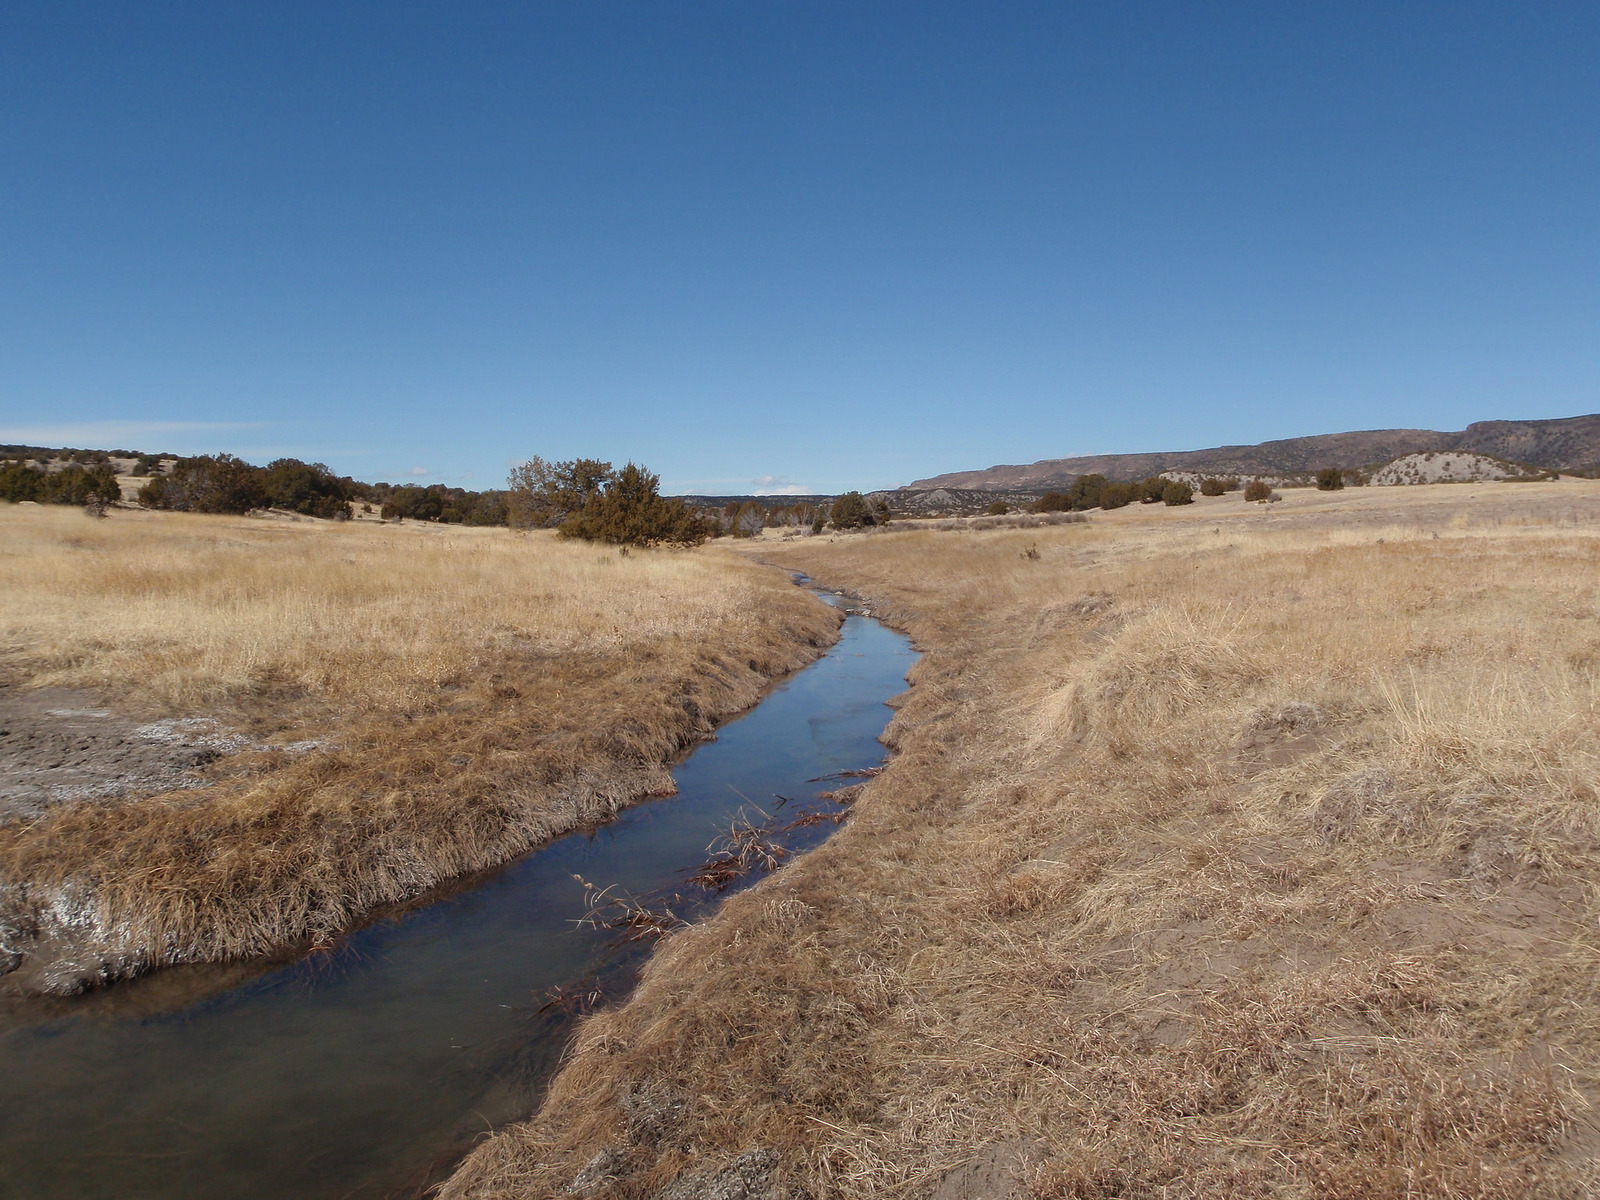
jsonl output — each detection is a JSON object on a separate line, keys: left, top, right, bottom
{"left": 0, "top": 616, "right": 840, "bottom": 994}
{"left": 441, "top": 482, "right": 1600, "bottom": 1200}
{"left": 0, "top": 513, "right": 842, "bottom": 995}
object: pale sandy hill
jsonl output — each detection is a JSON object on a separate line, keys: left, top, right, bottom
{"left": 1368, "top": 451, "right": 1530, "bottom": 485}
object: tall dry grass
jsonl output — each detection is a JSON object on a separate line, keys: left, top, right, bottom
{"left": 0, "top": 505, "right": 839, "bottom": 993}
{"left": 0, "top": 506, "right": 781, "bottom": 713}
{"left": 444, "top": 481, "right": 1600, "bottom": 1199}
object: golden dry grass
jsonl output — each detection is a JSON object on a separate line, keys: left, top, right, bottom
{"left": 444, "top": 480, "right": 1600, "bottom": 1199}
{"left": 0, "top": 505, "right": 839, "bottom": 993}
{"left": 0, "top": 505, "right": 796, "bottom": 713}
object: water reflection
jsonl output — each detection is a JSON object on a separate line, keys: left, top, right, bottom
{"left": 0, "top": 609, "right": 915, "bottom": 1200}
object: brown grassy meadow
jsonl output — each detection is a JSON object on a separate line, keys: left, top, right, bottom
{"left": 0, "top": 505, "right": 839, "bottom": 993}
{"left": 445, "top": 480, "right": 1600, "bottom": 1199}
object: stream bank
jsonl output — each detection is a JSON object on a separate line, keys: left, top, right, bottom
{"left": 0, "top": 600, "right": 916, "bottom": 1199}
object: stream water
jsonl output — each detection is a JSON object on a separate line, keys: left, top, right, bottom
{"left": 0, "top": 594, "right": 915, "bottom": 1200}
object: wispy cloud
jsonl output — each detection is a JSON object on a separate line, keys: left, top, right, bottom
{"left": 663, "top": 474, "right": 818, "bottom": 496}
{"left": 749, "top": 475, "right": 814, "bottom": 496}
{"left": 406, "top": 465, "right": 431, "bottom": 477}
{"left": 0, "top": 420, "right": 269, "bottom": 450}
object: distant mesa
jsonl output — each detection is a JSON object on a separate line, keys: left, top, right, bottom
{"left": 903, "top": 415, "right": 1600, "bottom": 492}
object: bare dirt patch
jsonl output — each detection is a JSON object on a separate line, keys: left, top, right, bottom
{"left": 0, "top": 684, "right": 282, "bottom": 826}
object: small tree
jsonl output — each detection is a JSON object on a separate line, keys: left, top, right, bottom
{"left": 986, "top": 500, "right": 1009, "bottom": 515}
{"left": 263, "top": 458, "right": 353, "bottom": 518}
{"left": 1033, "top": 492, "right": 1070, "bottom": 513}
{"left": 507, "top": 457, "right": 613, "bottom": 528}
{"left": 1199, "top": 477, "right": 1227, "bottom": 496}
{"left": 732, "top": 500, "right": 766, "bottom": 538}
{"left": 828, "top": 491, "right": 875, "bottom": 530}
{"left": 559, "top": 463, "right": 708, "bottom": 547}
{"left": 1244, "top": 479, "right": 1272, "bottom": 502}
{"left": 1315, "top": 467, "right": 1344, "bottom": 491}
{"left": 1099, "top": 481, "right": 1133, "bottom": 509}
{"left": 139, "top": 454, "right": 266, "bottom": 514}
{"left": 1162, "top": 480, "right": 1194, "bottom": 506}
{"left": 0, "top": 462, "right": 43, "bottom": 502}
{"left": 1069, "top": 473, "right": 1107, "bottom": 510}
{"left": 1138, "top": 476, "right": 1169, "bottom": 503}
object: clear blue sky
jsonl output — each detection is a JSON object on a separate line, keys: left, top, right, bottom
{"left": 2, "top": 3, "right": 1594, "bottom": 493}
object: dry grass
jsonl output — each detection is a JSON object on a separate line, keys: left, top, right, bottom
{"left": 0, "top": 505, "right": 791, "bottom": 713}
{"left": 0, "top": 505, "right": 839, "bottom": 993}
{"left": 444, "top": 480, "right": 1600, "bottom": 1199}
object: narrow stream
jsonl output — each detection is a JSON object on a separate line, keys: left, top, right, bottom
{"left": 0, "top": 595, "right": 915, "bottom": 1200}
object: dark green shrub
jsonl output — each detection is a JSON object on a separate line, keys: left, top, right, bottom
{"left": 1033, "top": 492, "right": 1070, "bottom": 513}
{"left": 1162, "top": 480, "right": 1194, "bottom": 506}
{"left": 263, "top": 458, "right": 356, "bottom": 516}
{"left": 1244, "top": 479, "right": 1273, "bottom": 502}
{"left": 1068, "top": 473, "right": 1106, "bottom": 510}
{"left": 986, "top": 500, "right": 1009, "bottom": 516}
{"left": 1200, "top": 477, "right": 1227, "bottom": 497}
{"left": 828, "top": 491, "right": 875, "bottom": 530}
{"left": 1138, "top": 476, "right": 1170, "bottom": 503}
{"left": 1098, "top": 481, "right": 1133, "bottom": 510}
{"left": 560, "top": 463, "right": 709, "bottom": 546}
{"left": 139, "top": 454, "right": 266, "bottom": 513}
{"left": 0, "top": 462, "right": 43, "bottom": 502}
{"left": 49, "top": 464, "right": 120, "bottom": 506}
{"left": 3, "top": 462, "right": 119, "bottom": 506}
{"left": 1315, "top": 467, "right": 1344, "bottom": 491}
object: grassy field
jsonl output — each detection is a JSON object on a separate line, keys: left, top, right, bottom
{"left": 0, "top": 505, "right": 839, "bottom": 993}
{"left": 445, "top": 480, "right": 1600, "bottom": 1199}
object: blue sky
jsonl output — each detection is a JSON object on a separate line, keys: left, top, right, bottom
{"left": 2, "top": 3, "right": 1594, "bottom": 493}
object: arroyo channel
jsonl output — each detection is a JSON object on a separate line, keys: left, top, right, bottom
{"left": 0, "top": 589, "right": 916, "bottom": 1200}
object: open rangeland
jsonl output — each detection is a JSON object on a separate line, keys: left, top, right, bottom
{"left": 444, "top": 480, "right": 1600, "bottom": 1199}
{"left": 0, "top": 505, "right": 839, "bottom": 994}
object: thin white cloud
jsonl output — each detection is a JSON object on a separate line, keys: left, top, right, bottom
{"left": 0, "top": 420, "right": 268, "bottom": 448}
{"left": 407, "top": 466, "right": 431, "bottom": 477}
{"left": 749, "top": 475, "right": 814, "bottom": 496}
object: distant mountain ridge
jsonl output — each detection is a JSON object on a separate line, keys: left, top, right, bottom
{"left": 904, "top": 415, "right": 1600, "bottom": 490}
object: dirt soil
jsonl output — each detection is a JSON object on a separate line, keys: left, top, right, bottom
{"left": 0, "top": 684, "right": 275, "bottom": 826}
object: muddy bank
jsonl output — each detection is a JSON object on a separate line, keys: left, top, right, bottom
{"left": 0, "top": 602, "right": 842, "bottom": 996}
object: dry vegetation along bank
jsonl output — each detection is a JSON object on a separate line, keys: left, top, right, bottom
{"left": 445, "top": 480, "right": 1600, "bottom": 1200}
{"left": 0, "top": 506, "right": 839, "bottom": 994}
